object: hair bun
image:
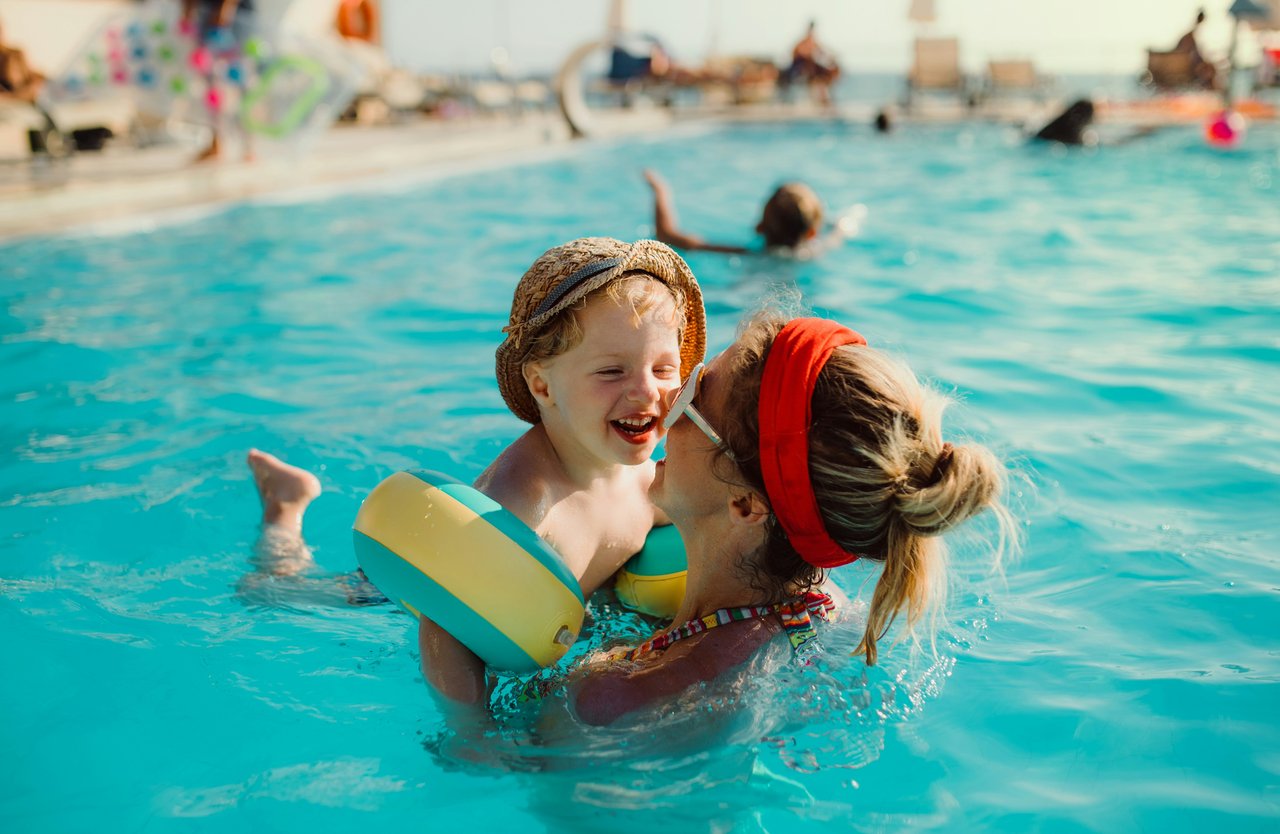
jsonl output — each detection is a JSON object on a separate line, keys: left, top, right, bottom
{"left": 926, "top": 442, "right": 954, "bottom": 487}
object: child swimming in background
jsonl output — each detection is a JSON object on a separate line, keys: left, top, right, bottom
{"left": 244, "top": 238, "right": 706, "bottom": 699}
{"left": 642, "top": 168, "right": 864, "bottom": 259}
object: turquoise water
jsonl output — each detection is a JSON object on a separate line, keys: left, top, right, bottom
{"left": 3, "top": 120, "right": 1279, "bottom": 831}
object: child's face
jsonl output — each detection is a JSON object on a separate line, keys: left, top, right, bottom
{"left": 528, "top": 292, "right": 682, "bottom": 467}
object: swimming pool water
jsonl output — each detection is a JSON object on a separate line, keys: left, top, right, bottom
{"left": 3, "top": 119, "right": 1279, "bottom": 832}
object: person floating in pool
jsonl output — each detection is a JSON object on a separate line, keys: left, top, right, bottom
{"left": 1032, "top": 98, "right": 1097, "bottom": 146}
{"left": 1029, "top": 98, "right": 1158, "bottom": 148}
{"left": 642, "top": 168, "right": 863, "bottom": 259}
{"left": 447, "top": 310, "right": 1015, "bottom": 724}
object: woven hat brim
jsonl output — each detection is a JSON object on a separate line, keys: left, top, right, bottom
{"left": 496, "top": 240, "right": 706, "bottom": 424}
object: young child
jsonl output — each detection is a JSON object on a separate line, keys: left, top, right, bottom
{"left": 420, "top": 236, "right": 704, "bottom": 705}
{"left": 643, "top": 168, "right": 864, "bottom": 258}
{"left": 246, "top": 238, "right": 706, "bottom": 699}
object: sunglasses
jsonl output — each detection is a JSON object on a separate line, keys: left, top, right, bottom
{"left": 663, "top": 362, "right": 731, "bottom": 456}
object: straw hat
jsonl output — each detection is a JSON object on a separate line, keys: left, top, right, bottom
{"left": 495, "top": 237, "right": 706, "bottom": 424}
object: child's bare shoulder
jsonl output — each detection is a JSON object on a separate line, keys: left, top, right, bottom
{"left": 473, "top": 430, "right": 564, "bottom": 529}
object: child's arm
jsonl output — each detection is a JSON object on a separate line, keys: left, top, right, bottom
{"left": 418, "top": 616, "right": 489, "bottom": 708}
{"left": 644, "top": 169, "right": 748, "bottom": 255}
{"left": 416, "top": 447, "right": 552, "bottom": 708}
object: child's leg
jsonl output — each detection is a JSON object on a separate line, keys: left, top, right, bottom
{"left": 241, "top": 449, "right": 388, "bottom": 607}
{"left": 248, "top": 448, "right": 319, "bottom": 529}
{"left": 247, "top": 448, "right": 320, "bottom": 576}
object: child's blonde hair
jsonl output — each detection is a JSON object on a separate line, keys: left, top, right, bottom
{"left": 519, "top": 271, "right": 687, "bottom": 369}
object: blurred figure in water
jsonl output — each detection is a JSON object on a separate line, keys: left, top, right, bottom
{"left": 873, "top": 107, "right": 893, "bottom": 134}
{"left": 1030, "top": 98, "right": 1158, "bottom": 148}
{"left": 1032, "top": 98, "right": 1096, "bottom": 146}
{"left": 643, "top": 169, "right": 864, "bottom": 258}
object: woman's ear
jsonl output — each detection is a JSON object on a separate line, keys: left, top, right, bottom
{"left": 728, "top": 491, "right": 770, "bottom": 528}
{"left": 524, "top": 362, "right": 553, "bottom": 408}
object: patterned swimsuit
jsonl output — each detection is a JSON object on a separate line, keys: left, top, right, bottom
{"left": 605, "top": 590, "right": 836, "bottom": 663}
{"left": 516, "top": 591, "right": 835, "bottom": 703}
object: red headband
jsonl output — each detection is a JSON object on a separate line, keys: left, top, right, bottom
{"left": 757, "top": 318, "right": 867, "bottom": 568}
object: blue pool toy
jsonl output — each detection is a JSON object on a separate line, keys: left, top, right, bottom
{"left": 353, "top": 470, "right": 585, "bottom": 673}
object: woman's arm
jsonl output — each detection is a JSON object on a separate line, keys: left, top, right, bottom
{"left": 569, "top": 618, "right": 777, "bottom": 725}
{"left": 643, "top": 169, "right": 748, "bottom": 255}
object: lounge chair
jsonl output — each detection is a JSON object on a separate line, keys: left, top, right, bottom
{"left": 906, "top": 37, "right": 968, "bottom": 108}
{"left": 984, "top": 60, "right": 1043, "bottom": 96}
{"left": 1143, "top": 49, "right": 1198, "bottom": 89}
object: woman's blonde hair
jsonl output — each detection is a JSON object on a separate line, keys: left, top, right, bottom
{"left": 519, "top": 271, "right": 686, "bottom": 369}
{"left": 717, "top": 312, "right": 1014, "bottom": 665}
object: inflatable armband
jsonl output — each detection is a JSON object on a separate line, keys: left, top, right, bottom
{"left": 615, "top": 524, "right": 687, "bottom": 619}
{"left": 353, "top": 470, "right": 585, "bottom": 672}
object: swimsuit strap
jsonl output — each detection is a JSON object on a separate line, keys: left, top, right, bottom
{"left": 775, "top": 590, "right": 836, "bottom": 661}
{"left": 610, "top": 590, "right": 836, "bottom": 663}
{"left": 513, "top": 591, "right": 836, "bottom": 705}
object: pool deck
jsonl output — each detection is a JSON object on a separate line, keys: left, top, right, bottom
{"left": 4, "top": 91, "right": 1269, "bottom": 242}
{"left": 0, "top": 110, "right": 586, "bottom": 241}
{"left": 0, "top": 100, "right": 871, "bottom": 240}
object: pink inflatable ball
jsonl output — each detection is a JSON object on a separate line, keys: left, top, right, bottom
{"left": 111, "top": 68, "right": 129, "bottom": 84}
{"left": 1205, "top": 110, "right": 1246, "bottom": 147}
{"left": 190, "top": 47, "right": 212, "bottom": 73}
{"left": 178, "top": 18, "right": 195, "bottom": 37}
{"left": 205, "top": 88, "right": 223, "bottom": 112}
{"left": 106, "top": 28, "right": 122, "bottom": 42}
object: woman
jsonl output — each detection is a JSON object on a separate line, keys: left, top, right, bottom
{"left": 429, "top": 312, "right": 1012, "bottom": 726}
{"left": 567, "top": 312, "right": 1012, "bottom": 725}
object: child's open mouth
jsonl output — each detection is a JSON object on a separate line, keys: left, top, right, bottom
{"left": 611, "top": 416, "right": 657, "bottom": 444}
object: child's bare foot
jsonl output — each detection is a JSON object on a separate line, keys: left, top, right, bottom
{"left": 247, "top": 448, "right": 321, "bottom": 531}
